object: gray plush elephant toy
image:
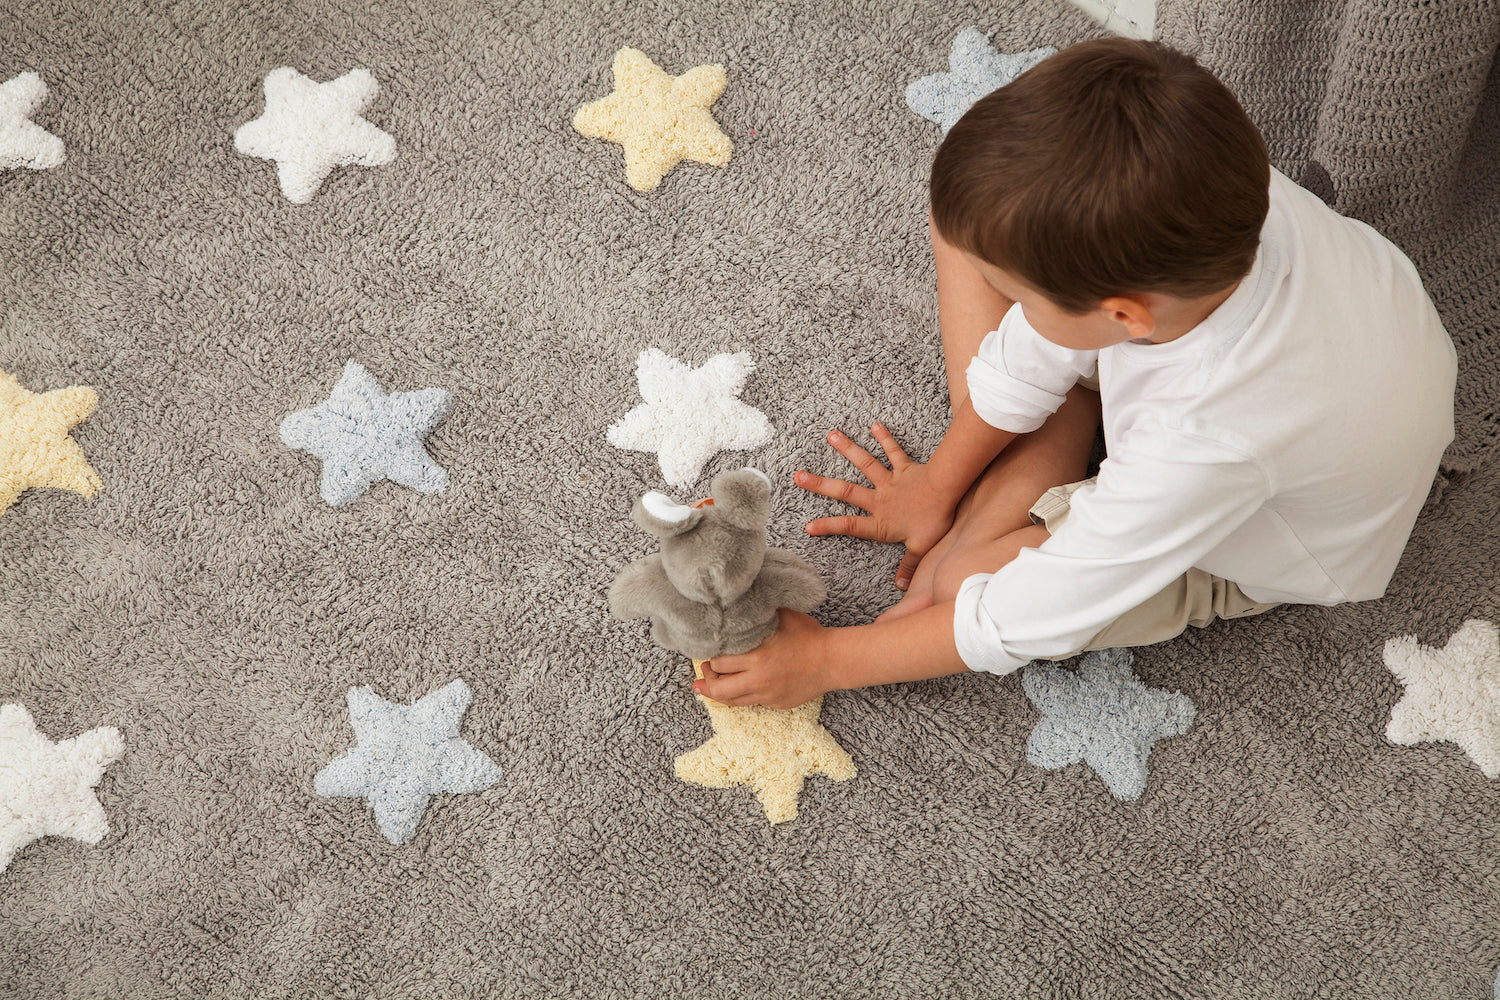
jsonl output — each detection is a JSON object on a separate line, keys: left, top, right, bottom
{"left": 608, "top": 467, "right": 826, "bottom": 661}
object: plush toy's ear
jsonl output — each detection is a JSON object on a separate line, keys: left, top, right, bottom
{"left": 631, "top": 491, "right": 705, "bottom": 537}
{"left": 709, "top": 468, "right": 771, "bottom": 530}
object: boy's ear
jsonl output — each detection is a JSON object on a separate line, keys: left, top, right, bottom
{"left": 1100, "top": 294, "right": 1157, "bottom": 341}
{"left": 631, "top": 491, "right": 704, "bottom": 537}
{"left": 707, "top": 468, "right": 771, "bottom": 530}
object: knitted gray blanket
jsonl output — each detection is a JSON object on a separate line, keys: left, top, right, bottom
{"left": 3, "top": 1, "right": 1497, "bottom": 997}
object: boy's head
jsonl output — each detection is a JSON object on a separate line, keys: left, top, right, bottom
{"left": 930, "top": 37, "right": 1269, "bottom": 348}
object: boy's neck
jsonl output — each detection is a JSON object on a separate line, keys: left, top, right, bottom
{"left": 1137, "top": 280, "right": 1242, "bottom": 345}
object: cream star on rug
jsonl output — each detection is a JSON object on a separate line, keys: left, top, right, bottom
{"left": 314, "top": 679, "right": 503, "bottom": 845}
{"left": 675, "top": 661, "right": 855, "bottom": 824}
{"left": 0, "top": 367, "right": 103, "bottom": 517}
{"left": 1, "top": 72, "right": 64, "bottom": 170}
{"left": 573, "top": 47, "right": 732, "bottom": 192}
{"left": 234, "top": 67, "right": 396, "bottom": 203}
{"left": 607, "top": 349, "right": 772, "bottom": 489}
{"left": 0, "top": 704, "right": 124, "bottom": 874}
{"left": 1384, "top": 619, "right": 1500, "bottom": 778}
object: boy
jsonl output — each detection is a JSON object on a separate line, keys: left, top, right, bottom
{"left": 695, "top": 37, "right": 1457, "bottom": 710}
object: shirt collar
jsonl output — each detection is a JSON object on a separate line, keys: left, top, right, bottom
{"left": 1114, "top": 216, "right": 1284, "bottom": 366}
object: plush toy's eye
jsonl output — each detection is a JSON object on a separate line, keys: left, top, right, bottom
{"left": 641, "top": 492, "right": 693, "bottom": 523}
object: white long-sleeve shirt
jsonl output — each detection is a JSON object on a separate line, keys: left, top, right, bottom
{"left": 953, "top": 166, "right": 1458, "bottom": 675}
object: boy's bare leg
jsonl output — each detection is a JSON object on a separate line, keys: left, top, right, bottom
{"left": 878, "top": 383, "right": 1100, "bottom": 621}
{"left": 927, "top": 523, "right": 1052, "bottom": 604}
{"left": 930, "top": 211, "right": 1014, "bottom": 411}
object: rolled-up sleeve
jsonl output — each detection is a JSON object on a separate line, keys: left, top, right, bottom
{"left": 952, "top": 428, "right": 1272, "bottom": 674}
{"left": 966, "top": 304, "right": 1098, "bottom": 433}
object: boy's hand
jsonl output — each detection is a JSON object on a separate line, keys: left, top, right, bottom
{"left": 695, "top": 611, "right": 833, "bottom": 710}
{"left": 794, "top": 423, "right": 954, "bottom": 590}
{"left": 697, "top": 604, "right": 971, "bottom": 709}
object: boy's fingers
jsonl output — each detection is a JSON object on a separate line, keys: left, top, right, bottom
{"left": 824, "top": 430, "right": 889, "bottom": 484}
{"left": 793, "top": 470, "right": 876, "bottom": 510}
{"left": 869, "top": 422, "right": 912, "bottom": 469}
{"left": 703, "top": 655, "right": 744, "bottom": 675}
{"left": 697, "top": 669, "right": 755, "bottom": 705}
{"left": 804, "top": 514, "right": 880, "bottom": 540}
{"left": 894, "top": 549, "right": 924, "bottom": 590}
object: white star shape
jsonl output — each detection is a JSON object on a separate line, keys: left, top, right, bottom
{"left": 1384, "top": 619, "right": 1500, "bottom": 778}
{"left": 314, "top": 679, "right": 503, "bottom": 845}
{"left": 0, "top": 703, "right": 124, "bottom": 873}
{"left": 234, "top": 67, "right": 395, "bottom": 203}
{"left": 0, "top": 72, "right": 65, "bottom": 170}
{"left": 607, "top": 349, "right": 773, "bottom": 489}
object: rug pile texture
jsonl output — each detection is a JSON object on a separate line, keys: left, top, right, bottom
{"left": 3, "top": 1, "right": 1498, "bottom": 997}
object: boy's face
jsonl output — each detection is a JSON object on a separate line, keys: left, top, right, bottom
{"left": 963, "top": 252, "right": 1158, "bottom": 350}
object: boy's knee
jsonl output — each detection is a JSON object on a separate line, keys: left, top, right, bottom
{"left": 931, "top": 556, "right": 969, "bottom": 605}
{"left": 931, "top": 525, "right": 1051, "bottom": 603}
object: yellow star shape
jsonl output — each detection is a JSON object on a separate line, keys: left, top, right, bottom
{"left": 573, "top": 48, "right": 733, "bottom": 192}
{"left": 675, "top": 660, "right": 856, "bottom": 824}
{"left": 0, "top": 368, "right": 103, "bottom": 517}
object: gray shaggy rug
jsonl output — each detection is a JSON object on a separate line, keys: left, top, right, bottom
{"left": 3, "top": 1, "right": 1498, "bottom": 997}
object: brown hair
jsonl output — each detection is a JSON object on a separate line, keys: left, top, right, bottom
{"left": 930, "top": 37, "right": 1269, "bottom": 315}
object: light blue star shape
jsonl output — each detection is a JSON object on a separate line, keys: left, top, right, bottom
{"left": 1022, "top": 647, "right": 1197, "bottom": 801}
{"left": 279, "top": 359, "right": 452, "bottom": 506}
{"left": 314, "top": 678, "right": 502, "bottom": 845}
{"left": 905, "top": 28, "right": 1056, "bottom": 134}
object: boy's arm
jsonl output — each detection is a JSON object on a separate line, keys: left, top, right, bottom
{"left": 925, "top": 396, "right": 1020, "bottom": 500}
{"left": 696, "top": 605, "right": 970, "bottom": 711}
{"left": 954, "top": 440, "right": 1273, "bottom": 674}
{"left": 798, "top": 400, "right": 1017, "bottom": 587}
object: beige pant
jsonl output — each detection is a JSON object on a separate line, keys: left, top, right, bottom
{"left": 1028, "top": 478, "right": 1282, "bottom": 659}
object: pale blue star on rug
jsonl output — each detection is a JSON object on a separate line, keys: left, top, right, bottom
{"left": 1022, "top": 647, "right": 1197, "bottom": 801}
{"left": 279, "top": 359, "right": 452, "bottom": 506}
{"left": 905, "top": 28, "right": 1056, "bottom": 134}
{"left": 314, "top": 678, "right": 502, "bottom": 845}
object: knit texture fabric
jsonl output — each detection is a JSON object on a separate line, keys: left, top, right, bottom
{"left": 1155, "top": 0, "right": 1500, "bottom": 473}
